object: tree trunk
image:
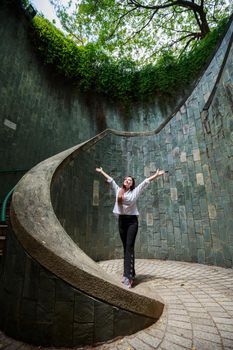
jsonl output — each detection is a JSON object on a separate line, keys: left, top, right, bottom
{"left": 198, "top": 9, "right": 210, "bottom": 38}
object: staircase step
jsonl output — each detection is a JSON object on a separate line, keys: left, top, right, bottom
{"left": 0, "top": 227, "right": 7, "bottom": 236}
{"left": 0, "top": 224, "right": 7, "bottom": 257}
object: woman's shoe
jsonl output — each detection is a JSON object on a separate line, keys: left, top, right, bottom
{"left": 124, "top": 277, "right": 133, "bottom": 288}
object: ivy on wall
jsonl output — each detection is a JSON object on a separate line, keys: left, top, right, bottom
{"left": 31, "top": 16, "right": 228, "bottom": 104}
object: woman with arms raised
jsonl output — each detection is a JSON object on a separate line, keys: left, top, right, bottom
{"left": 96, "top": 167, "right": 165, "bottom": 288}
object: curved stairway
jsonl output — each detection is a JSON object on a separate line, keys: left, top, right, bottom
{"left": 0, "top": 9, "right": 233, "bottom": 350}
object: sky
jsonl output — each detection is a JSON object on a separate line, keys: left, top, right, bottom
{"left": 30, "top": 0, "right": 56, "bottom": 19}
{"left": 30, "top": 0, "right": 63, "bottom": 28}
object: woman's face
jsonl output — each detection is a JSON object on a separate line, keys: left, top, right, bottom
{"left": 123, "top": 176, "right": 133, "bottom": 190}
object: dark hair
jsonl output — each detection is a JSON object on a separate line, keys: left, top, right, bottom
{"left": 122, "top": 176, "right": 135, "bottom": 191}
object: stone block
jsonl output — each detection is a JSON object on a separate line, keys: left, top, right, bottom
{"left": 181, "top": 233, "right": 189, "bottom": 248}
{"left": 167, "top": 231, "right": 175, "bottom": 246}
{"left": 74, "top": 291, "right": 95, "bottom": 323}
{"left": 20, "top": 299, "right": 37, "bottom": 323}
{"left": 194, "top": 220, "right": 203, "bottom": 235}
{"left": 197, "top": 248, "right": 205, "bottom": 263}
{"left": 18, "top": 320, "right": 40, "bottom": 345}
{"left": 196, "top": 173, "right": 204, "bottom": 185}
{"left": 160, "top": 227, "right": 167, "bottom": 240}
{"left": 33, "top": 323, "right": 54, "bottom": 347}
{"left": 199, "top": 198, "right": 208, "bottom": 215}
{"left": 193, "top": 149, "right": 201, "bottom": 161}
{"left": 196, "top": 234, "right": 204, "bottom": 249}
{"left": 180, "top": 151, "right": 187, "bottom": 162}
{"left": 189, "top": 239, "right": 197, "bottom": 260}
{"left": 52, "top": 301, "right": 73, "bottom": 347}
{"left": 208, "top": 204, "right": 217, "bottom": 219}
{"left": 168, "top": 246, "right": 176, "bottom": 259}
{"left": 215, "top": 250, "right": 225, "bottom": 267}
{"left": 94, "top": 302, "right": 114, "bottom": 342}
{"left": 73, "top": 322, "right": 94, "bottom": 346}
{"left": 170, "top": 188, "right": 178, "bottom": 201}
{"left": 222, "top": 242, "right": 232, "bottom": 261}
{"left": 203, "top": 226, "right": 211, "bottom": 242}
{"left": 153, "top": 232, "right": 161, "bottom": 246}
{"left": 56, "top": 279, "right": 74, "bottom": 302}
{"left": 160, "top": 240, "right": 168, "bottom": 259}
{"left": 22, "top": 257, "right": 40, "bottom": 300}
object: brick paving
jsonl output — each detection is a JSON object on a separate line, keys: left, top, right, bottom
{"left": 0, "top": 259, "right": 233, "bottom": 349}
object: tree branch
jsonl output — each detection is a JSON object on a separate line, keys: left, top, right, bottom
{"left": 178, "top": 34, "right": 199, "bottom": 57}
{"left": 108, "top": 6, "right": 138, "bottom": 39}
{"left": 169, "top": 31, "right": 201, "bottom": 47}
{"left": 133, "top": 10, "right": 158, "bottom": 36}
{"left": 127, "top": 0, "right": 202, "bottom": 12}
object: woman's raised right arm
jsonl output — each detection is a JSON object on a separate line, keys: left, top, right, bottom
{"left": 96, "top": 167, "right": 112, "bottom": 181}
{"left": 96, "top": 167, "right": 119, "bottom": 194}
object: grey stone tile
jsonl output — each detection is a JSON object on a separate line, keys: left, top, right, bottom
{"left": 168, "top": 320, "right": 192, "bottom": 330}
{"left": 193, "top": 339, "right": 223, "bottom": 350}
{"left": 166, "top": 326, "right": 192, "bottom": 339}
{"left": 191, "top": 317, "right": 215, "bottom": 326}
{"left": 164, "top": 333, "right": 192, "bottom": 348}
{"left": 168, "top": 314, "right": 190, "bottom": 323}
{"left": 160, "top": 339, "right": 189, "bottom": 350}
{"left": 115, "top": 341, "right": 135, "bottom": 350}
{"left": 192, "top": 323, "right": 218, "bottom": 334}
{"left": 146, "top": 327, "right": 165, "bottom": 339}
{"left": 193, "top": 330, "right": 221, "bottom": 344}
{"left": 137, "top": 332, "right": 161, "bottom": 348}
{"left": 217, "top": 323, "right": 233, "bottom": 332}
{"left": 222, "top": 337, "right": 233, "bottom": 348}
{"left": 127, "top": 337, "right": 152, "bottom": 350}
{"left": 218, "top": 330, "right": 233, "bottom": 340}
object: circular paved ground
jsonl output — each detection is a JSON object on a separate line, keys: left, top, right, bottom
{"left": 0, "top": 259, "right": 233, "bottom": 350}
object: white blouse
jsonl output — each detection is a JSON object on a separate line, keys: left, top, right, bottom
{"left": 107, "top": 177, "right": 150, "bottom": 216}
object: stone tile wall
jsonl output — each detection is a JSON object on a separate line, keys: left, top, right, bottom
{"left": 52, "top": 21, "right": 233, "bottom": 268}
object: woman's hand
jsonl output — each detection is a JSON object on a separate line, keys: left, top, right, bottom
{"left": 147, "top": 168, "right": 165, "bottom": 182}
{"left": 95, "top": 167, "right": 112, "bottom": 181}
{"left": 155, "top": 169, "right": 165, "bottom": 177}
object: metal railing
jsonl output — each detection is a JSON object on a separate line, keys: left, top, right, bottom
{"left": 1, "top": 187, "right": 15, "bottom": 223}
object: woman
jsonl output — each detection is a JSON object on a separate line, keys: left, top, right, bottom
{"left": 96, "top": 167, "right": 165, "bottom": 288}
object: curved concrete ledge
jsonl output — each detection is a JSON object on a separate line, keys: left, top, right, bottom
{"left": 11, "top": 136, "right": 163, "bottom": 320}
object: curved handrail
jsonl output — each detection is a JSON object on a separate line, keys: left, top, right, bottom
{"left": 1, "top": 187, "right": 15, "bottom": 223}
{"left": 11, "top": 136, "right": 163, "bottom": 319}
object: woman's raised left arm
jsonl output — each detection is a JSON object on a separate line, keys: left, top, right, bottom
{"left": 147, "top": 168, "right": 165, "bottom": 182}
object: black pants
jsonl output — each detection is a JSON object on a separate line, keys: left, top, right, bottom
{"left": 118, "top": 215, "right": 138, "bottom": 279}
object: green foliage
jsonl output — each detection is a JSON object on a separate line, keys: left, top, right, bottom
{"left": 49, "top": 0, "right": 232, "bottom": 64}
{"left": 31, "top": 15, "right": 228, "bottom": 104}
